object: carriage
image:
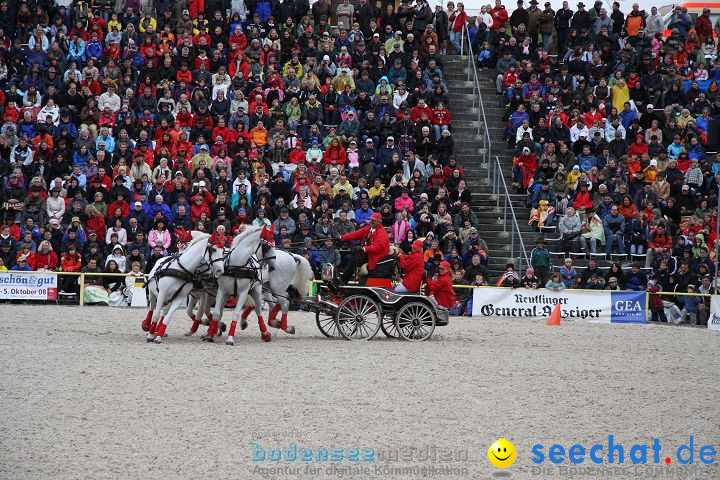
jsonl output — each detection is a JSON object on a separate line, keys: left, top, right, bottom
{"left": 305, "top": 264, "right": 450, "bottom": 341}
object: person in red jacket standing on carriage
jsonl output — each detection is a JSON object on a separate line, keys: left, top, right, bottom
{"left": 424, "top": 261, "right": 456, "bottom": 309}
{"left": 339, "top": 212, "right": 390, "bottom": 283}
{"left": 395, "top": 239, "right": 425, "bottom": 293}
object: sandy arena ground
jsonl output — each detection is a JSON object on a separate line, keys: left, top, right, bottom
{"left": 1, "top": 305, "right": 719, "bottom": 480}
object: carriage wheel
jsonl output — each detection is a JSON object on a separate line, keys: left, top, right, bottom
{"left": 316, "top": 310, "right": 341, "bottom": 338}
{"left": 335, "top": 295, "right": 382, "bottom": 341}
{"left": 395, "top": 302, "right": 436, "bottom": 341}
{"left": 380, "top": 313, "right": 400, "bottom": 338}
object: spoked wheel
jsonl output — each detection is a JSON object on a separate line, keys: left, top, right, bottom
{"left": 335, "top": 295, "right": 382, "bottom": 340}
{"left": 395, "top": 302, "right": 436, "bottom": 341}
{"left": 316, "top": 310, "right": 341, "bottom": 338}
{"left": 380, "top": 314, "right": 400, "bottom": 338}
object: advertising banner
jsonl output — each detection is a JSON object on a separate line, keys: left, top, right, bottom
{"left": 471, "top": 287, "right": 646, "bottom": 324}
{"left": 0, "top": 272, "right": 58, "bottom": 300}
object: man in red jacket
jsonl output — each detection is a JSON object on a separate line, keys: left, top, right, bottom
{"left": 425, "top": 261, "right": 456, "bottom": 309}
{"left": 395, "top": 239, "right": 425, "bottom": 293}
{"left": 339, "top": 212, "right": 390, "bottom": 283}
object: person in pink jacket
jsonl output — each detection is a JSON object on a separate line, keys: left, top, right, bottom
{"left": 148, "top": 218, "right": 172, "bottom": 254}
{"left": 390, "top": 212, "right": 411, "bottom": 244}
{"left": 393, "top": 188, "right": 414, "bottom": 213}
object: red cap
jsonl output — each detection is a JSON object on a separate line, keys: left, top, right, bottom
{"left": 370, "top": 212, "right": 382, "bottom": 221}
{"left": 439, "top": 261, "right": 451, "bottom": 270}
{"left": 412, "top": 239, "right": 423, "bottom": 250}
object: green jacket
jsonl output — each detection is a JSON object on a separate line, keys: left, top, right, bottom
{"left": 530, "top": 247, "right": 551, "bottom": 269}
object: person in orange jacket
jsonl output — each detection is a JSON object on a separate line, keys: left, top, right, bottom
{"left": 339, "top": 212, "right": 390, "bottom": 283}
{"left": 395, "top": 239, "right": 425, "bottom": 293}
{"left": 424, "top": 260, "right": 456, "bottom": 309}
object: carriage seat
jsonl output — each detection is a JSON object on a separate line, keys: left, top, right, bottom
{"left": 366, "top": 255, "right": 396, "bottom": 278}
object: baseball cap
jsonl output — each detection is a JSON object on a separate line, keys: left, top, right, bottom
{"left": 412, "top": 239, "right": 423, "bottom": 250}
{"left": 370, "top": 212, "right": 382, "bottom": 221}
{"left": 439, "top": 261, "right": 451, "bottom": 270}
{"left": 134, "top": 201, "right": 142, "bottom": 207}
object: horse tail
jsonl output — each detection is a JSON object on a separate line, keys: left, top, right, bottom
{"left": 292, "top": 254, "right": 314, "bottom": 298}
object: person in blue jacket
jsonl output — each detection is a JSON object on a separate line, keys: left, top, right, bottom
{"left": 625, "top": 263, "right": 648, "bottom": 291}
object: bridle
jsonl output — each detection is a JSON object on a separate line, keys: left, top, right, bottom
{"left": 192, "top": 242, "right": 226, "bottom": 279}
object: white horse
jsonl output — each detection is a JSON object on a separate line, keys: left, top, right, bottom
{"left": 239, "top": 250, "right": 314, "bottom": 335}
{"left": 142, "top": 233, "right": 225, "bottom": 343}
{"left": 207, "top": 225, "right": 275, "bottom": 344}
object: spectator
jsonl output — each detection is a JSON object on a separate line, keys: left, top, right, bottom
{"left": 521, "top": 267, "right": 540, "bottom": 289}
{"left": 545, "top": 272, "right": 565, "bottom": 291}
{"left": 529, "top": 237, "right": 550, "bottom": 284}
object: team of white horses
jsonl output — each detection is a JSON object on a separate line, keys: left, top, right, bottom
{"left": 141, "top": 225, "right": 314, "bottom": 345}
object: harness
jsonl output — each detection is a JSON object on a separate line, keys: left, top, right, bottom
{"left": 148, "top": 243, "right": 225, "bottom": 304}
{"left": 222, "top": 240, "right": 275, "bottom": 297}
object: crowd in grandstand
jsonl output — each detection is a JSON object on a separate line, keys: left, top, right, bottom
{"left": 1, "top": 0, "right": 719, "bottom": 321}
{"left": 488, "top": 0, "right": 720, "bottom": 322}
{"left": 0, "top": 0, "right": 495, "bottom": 308}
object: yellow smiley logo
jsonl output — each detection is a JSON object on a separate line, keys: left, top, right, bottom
{"left": 488, "top": 438, "right": 517, "bottom": 469}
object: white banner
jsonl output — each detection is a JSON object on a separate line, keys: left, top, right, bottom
{"left": 471, "top": 287, "right": 646, "bottom": 324}
{"left": 708, "top": 297, "right": 720, "bottom": 331}
{"left": 0, "top": 272, "right": 58, "bottom": 300}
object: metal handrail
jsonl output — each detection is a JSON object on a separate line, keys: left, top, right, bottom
{"left": 461, "top": 22, "right": 491, "bottom": 179}
{"left": 492, "top": 155, "right": 529, "bottom": 270}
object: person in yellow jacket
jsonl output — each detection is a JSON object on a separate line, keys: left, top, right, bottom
{"left": 332, "top": 70, "right": 355, "bottom": 92}
{"left": 283, "top": 54, "right": 304, "bottom": 78}
{"left": 138, "top": 12, "right": 157, "bottom": 33}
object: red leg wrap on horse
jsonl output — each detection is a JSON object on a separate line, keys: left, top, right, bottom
{"left": 148, "top": 322, "right": 157, "bottom": 335}
{"left": 280, "top": 312, "right": 288, "bottom": 330}
{"left": 143, "top": 309, "right": 153, "bottom": 327}
{"left": 258, "top": 316, "right": 267, "bottom": 333}
{"left": 190, "top": 318, "right": 201, "bottom": 333}
{"left": 241, "top": 306, "right": 254, "bottom": 319}
{"left": 156, "top": 322, "right": 167, "bottom": 337}
{"left": 268, "top": 304, "right": 281, "bottom": 321}
{"left": 206, "top": 319, "right": 219, "bottom": 337}
{"left": 228, "top": 320, "right": 237, "bottom": 337}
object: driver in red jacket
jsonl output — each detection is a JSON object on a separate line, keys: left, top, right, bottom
{"left": 339, "top": 212, "right": 390, "bottom": 283}
{"left": 424, "top": 261, "right": 456, "bottom": 309}
{"left": 395, "top": 239, "right": 425, "bottom": 293}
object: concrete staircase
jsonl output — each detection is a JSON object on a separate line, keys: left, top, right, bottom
{"left": 444, "top": 56, "right": 534, "bottom": 278}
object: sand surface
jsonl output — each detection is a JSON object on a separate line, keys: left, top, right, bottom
{"left": 1, "top": 305, "right": 719, "bottom": 480}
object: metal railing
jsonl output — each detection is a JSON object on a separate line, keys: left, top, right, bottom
{"left": 459, "top": 25, "right": 527, "bottom": 270}
{"left": 461, "top": 23, "right": 491, "bottom": 177}
{"left": 491, "top": 156, "right": 529, "bottom": 271}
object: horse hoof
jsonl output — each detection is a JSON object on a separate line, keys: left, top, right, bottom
{"left": 202, "top": 336, "right": 214, "bottom": 343}
{"left": 240, "top": 319, "right": 248, "bottom": 330}
{"left": 154, "top": 337, "right": 162, "bottom": 344}
{"left": 268, "top": 318, "right": 280, "bottom": 329}
{"left": 184, "top": 331, "right": 195, "bottom": 337}
{"left": 261, "top": 331, "right": 272, "bottom": 342}
{"left": 225, "top": 337, "right": 235, "bottom": 346}
{"left": 141, "top": 321, "right": 150, "bottom": 332}
{"left": 146, "top": 336, "right": 156, "bottom": 343}
{"left": 284, "top": 326, "right": 296, "bottom": 335}
{"left": 216, "top": 322, "right": 226, "bottom": 337}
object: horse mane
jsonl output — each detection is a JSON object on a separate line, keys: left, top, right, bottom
{"left": 231, "top": 225, "right": 262, "bottom": 248}
{"left": 187, "top": 231, "right": 211, "bottom": 246}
